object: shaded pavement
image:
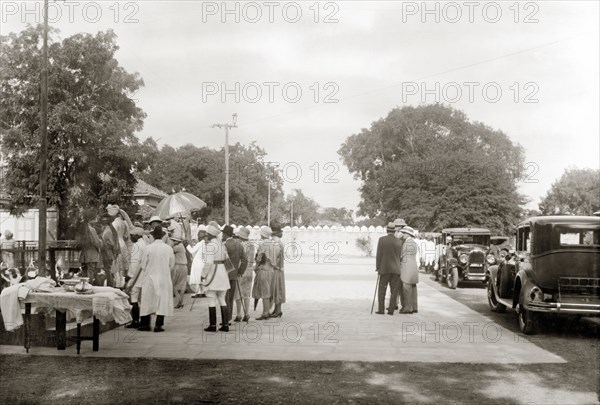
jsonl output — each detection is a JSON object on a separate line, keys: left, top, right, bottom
{"left": 1, "top": 257, "right": 565, "bottom": 364}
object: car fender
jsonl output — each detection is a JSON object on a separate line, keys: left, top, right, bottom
{"left": 488, "top": 264, "right": 499, "bottom": 280}
{"left": 487, "top": 264, "right": 500, "bottom": 291}
{"left": 513, "top": 269, "right": 537, "bottom": 309}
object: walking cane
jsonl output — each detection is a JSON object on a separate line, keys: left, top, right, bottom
{"left": 235, "top": 278, "right": 247, "bottom": 321}
{"left": 371, "top": 273, "right": 380, "bottom": 314}
{"left": 189, "top": 293, "right": 197, "bottom": 311}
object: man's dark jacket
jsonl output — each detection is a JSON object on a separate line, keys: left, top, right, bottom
{"left": 224, "top": 237, "right": 248, "bottom": 279}
{"left": 375, "top": 234, "right": 403, "bottom": 275}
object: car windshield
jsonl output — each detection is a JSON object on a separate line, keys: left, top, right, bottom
{"left": 450, "top": 234, "right": 490, "bottom": 245}
{"left": 490, "top": 238, "right": 509, "bottom": 245}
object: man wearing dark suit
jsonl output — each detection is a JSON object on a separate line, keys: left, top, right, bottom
{"left": 375, "top": 222, "right": 404, "bottom": 315}
{"left": 223, "top": 225, "right": 248, "bottom": 323}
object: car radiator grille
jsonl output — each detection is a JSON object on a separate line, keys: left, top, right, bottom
{"left": 559, "top": 277, "right": 600, "bottom": 299}
{"left": 468, "top": 251, "right": 485, "bottom": 273}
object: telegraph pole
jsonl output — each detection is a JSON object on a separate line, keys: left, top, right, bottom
{"left": 267, "top": 179, "right": 271, "bottom": 226}
{"left": 39, "top": 0, "right": 49, "bottom": 274}
{"left": 212, "top": 113, "right": 237, "bottom": 225}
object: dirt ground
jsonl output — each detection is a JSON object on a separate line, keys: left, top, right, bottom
{"left": 0, "top": 354, "right": 598, "bottom": 405}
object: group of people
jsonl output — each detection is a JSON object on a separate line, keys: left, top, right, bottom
{"left": 188, "top": 223, "right": 286, "bottom": 333}
{"left": 77, "top": 205, "right": 287, "bottom": 333}
{"left": 375, "top": 218, "right": 420, "bottom": 315}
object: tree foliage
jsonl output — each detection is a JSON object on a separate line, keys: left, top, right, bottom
{"left": 338, "top": 104, "right": 526, "bottom": 234}
{"left": 539, "top": 168, "right": 600, "bottom": 215}
{"left": 140, "top": 141, "right": 285, "bottom": 225}
{"left": 318, "top": 207, "right": 354, "bottom": 226}
{"left": 286, "top": 189, "right": 320, "bottom": 226}
{"left": 0, "top": 25, "right": 147, "bottom": 237}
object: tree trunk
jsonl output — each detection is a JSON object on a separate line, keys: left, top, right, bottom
{"left": 57, "top": 195, "right": 72, "bottom": 240}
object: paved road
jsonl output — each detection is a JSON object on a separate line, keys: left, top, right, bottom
{"left": 1, "top": 257, "right": 573, "bottom": 364}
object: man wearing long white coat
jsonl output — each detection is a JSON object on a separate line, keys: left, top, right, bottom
{"left": 398, "top": 226, "right": 419, "bottom": 314}
{"left": 138, "top": 226, "right": 175, "bottom": 332}
{"left": 125, "top": 227, "right": 147, "bottom": 329}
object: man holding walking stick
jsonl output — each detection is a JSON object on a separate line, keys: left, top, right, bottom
{"left": 223, "top": 225, "right": 248, "bottom": 325}
{"left": 374, "top": 222, "right": 404, "bottom": 315}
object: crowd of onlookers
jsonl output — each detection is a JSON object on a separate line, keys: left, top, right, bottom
{"left": 74, "top": 205, "right": 287, "bottom": 333}
{"left": 1, "top": 205, "right": 288, "bottom": 333}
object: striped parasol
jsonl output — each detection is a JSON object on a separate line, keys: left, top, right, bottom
{"left": 152, "top": 192, "right": 206, "bottom": 220}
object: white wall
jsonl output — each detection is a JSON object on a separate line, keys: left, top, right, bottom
{"left": 0, "top": 209, "right": 58, "bottom": 241}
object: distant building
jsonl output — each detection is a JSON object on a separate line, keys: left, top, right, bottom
{"left": 133, "top": 178, "right": 168, "bottom": 208}
{"left": 0, "top": 170, "right": 166, "bottom": 240}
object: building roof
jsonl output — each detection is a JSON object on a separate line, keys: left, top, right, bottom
{"left": 134, "top": 179, "right": 168, "bottom": 199}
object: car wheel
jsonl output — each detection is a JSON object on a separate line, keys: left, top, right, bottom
{"left": 498, "top": 262, "right": 512, "bottom": 298}
{"left": 517, "top": 302, "right": 538, "bottom": 335}
{"left": 447, "top": 267, "right": 458, "bottom": 289}
{"left": 487, "top": 279, "right": 506, "bottom": 313}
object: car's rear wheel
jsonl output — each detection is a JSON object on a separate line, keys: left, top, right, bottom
{"left": 487, "top": 279, "right": 506, "bottom": 313}
{"left": 517, "top": 302, "right": 538, "bottom": 335}
{"left": 447, "top": 267, "right": 458, "bottom": 289}
{"left": 498, "top": 262, "right": 512, "bottom": 298}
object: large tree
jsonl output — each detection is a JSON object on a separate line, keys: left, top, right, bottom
{"left": 140, "top": 141, "right": 284, "bottom": 225}
{"left": 338, "top": 104, "right": 526, "bottom": 234}
{"left": 0, "top": 25, "right": 147, "bottom": 237}
{"left": 539, "top": 168, "right": 600, "bottom": 215}
{"left": 286, "top": 189, "right": 320, "bottom": 226}
{"left": 318, "top": 207, "right": 354, "bottom": 226}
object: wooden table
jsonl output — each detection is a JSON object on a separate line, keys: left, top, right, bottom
{"left": 21, "top": 287, "right": 131, "bottom": 354}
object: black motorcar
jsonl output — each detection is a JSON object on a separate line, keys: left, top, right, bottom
{"left": 436, "top": 228, "right": 492, "bottom": 289}
{"left": 487, "top": 215, "right": 600, "bottom": 334}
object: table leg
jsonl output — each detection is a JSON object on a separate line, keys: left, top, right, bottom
{"left": 92, "top": 317, "right": 100, "bottom": 352}
{"left": 76, "top": 323, "right": 82, "bottom": 354}
{"left": 56, "top": 310, "right": 67, "bottom": 350}
{"left": 24, "top": 303, "right": 31, "bottom": 353}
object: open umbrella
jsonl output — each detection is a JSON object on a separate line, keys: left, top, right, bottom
{"left": 152, "top": 192, "right": 206, "bottom": 220}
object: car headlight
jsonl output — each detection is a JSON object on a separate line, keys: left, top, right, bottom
{"left": 529, "top": 286, "right": 543, "bottom": 302}
{"left": 486, "top": 254, "right": 496, "bottom": 264}
{"left": 459, "top": 254, "right": 468, "bottom": 264}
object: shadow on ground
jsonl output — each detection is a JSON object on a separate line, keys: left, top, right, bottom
{"left": 1, "top": 355, "right": 598, "bottom": 404}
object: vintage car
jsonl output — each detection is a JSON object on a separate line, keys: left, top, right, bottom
{"left": 487, "top": 216, "right": 600, "bottom": 334}
{"left": 436, "top": 227, "right": 492, "bottom": 289}
{"left": 489, "top": 236, "right": 512, "bottom": 258}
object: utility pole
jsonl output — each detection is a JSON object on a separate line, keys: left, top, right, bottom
{"left": 211, "top": 113, "right": 237, "bottom": 225}
{"left": 39, "top": 0, "right": 49, "bottom": 275}
{"left": 290, "top": 199, "right": 294, "bottom": 242}
{"left": 267, "top": 179, "right": 271, "bottom": 226}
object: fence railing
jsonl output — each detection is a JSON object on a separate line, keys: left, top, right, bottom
{"left": 0, "top": 240, "right": 80, "bottom": 280}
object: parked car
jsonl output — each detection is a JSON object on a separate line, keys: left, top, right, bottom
{"left": 436, "top": 228, "right": 492, "bottom": 289}
{"left": 489, "top": 236, "right": 512, "bottom": 258}
{"left": 487, "top": 215, "right": 600, "bottom": 334}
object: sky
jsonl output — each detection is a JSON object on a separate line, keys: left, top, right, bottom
{"left": 2, "top": 0, "right": 599, "bottom": 213}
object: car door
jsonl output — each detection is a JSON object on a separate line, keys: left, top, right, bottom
{"left": 515, "top": 225, "right": 532, "bottom": 277}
